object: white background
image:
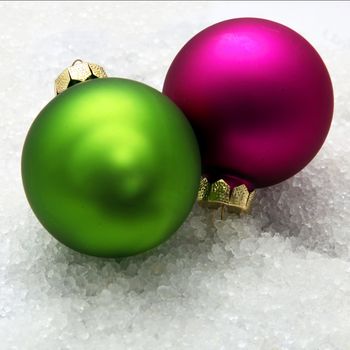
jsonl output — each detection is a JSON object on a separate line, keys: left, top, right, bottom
{"left": 1, "top": 2, "right": 350, "bottom": 349}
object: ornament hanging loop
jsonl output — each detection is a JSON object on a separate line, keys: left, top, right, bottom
{"left": 72, "top": 59, "right": 83, "bottom": 66}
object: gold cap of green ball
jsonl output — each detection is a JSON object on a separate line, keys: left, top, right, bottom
{"left": 54, "top": 59, "right": 107, "bottom": 95}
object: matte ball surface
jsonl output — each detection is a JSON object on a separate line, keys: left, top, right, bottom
{"left": 22, "top": 78, "right": 200, "bottom": 257}
{"left": 163, "top": 18, "right": 333, "bottom": 190}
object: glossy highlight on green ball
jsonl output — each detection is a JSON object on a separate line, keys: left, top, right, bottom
{"left": 22, "top": 78, "right": 201, "bottom": 257}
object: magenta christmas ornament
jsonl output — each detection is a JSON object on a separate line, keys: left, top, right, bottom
{"left": 163, "top": 18, "right": 333, "bottom": 213}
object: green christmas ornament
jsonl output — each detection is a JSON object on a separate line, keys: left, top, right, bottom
{"left": 22, "top": 60, "right": 200, "bottom": 257}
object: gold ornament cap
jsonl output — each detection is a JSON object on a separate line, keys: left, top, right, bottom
{"left": 197, "top": 177, "right": 255, "bottom": 215}
{"left": 55, "top": 59, "right": 107, "bottom": 94}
